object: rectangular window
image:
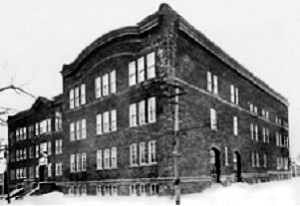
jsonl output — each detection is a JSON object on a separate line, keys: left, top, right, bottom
{"left": 81, "top": 84, "right": 86, "bottom": 105}
{"left": 47, "top": 141, "right": 52, "bottom": 155}
{"left": 35, "top": 123, "right": 39, "bottom": 136}
{"left": 111, "top": 110, "right": 117, "bottom": 132}
{"left": 251, "top": 152, "right": 255, "bottom": 167}
{"left": 210, "top": 108, "right": 217, "bottom": 130}
{"left": 56, "top": 163, "right": 62, "bottom": 176}
{"left": 129, "top": 103, "right": 137, "bottom": 127}
{"left": 256, "top": 153, "right": 260, "bottom": 167}
{"left": 102, "top": 73, "right": 109, "bottom": 96}
{"left": 255, "top": 125, "right": 258, "bottom": 141}
{"left": 213, "top": 75, "right": 218, "bottom": 94}
{"left": 207, "top": 71, "right": 212, "bottom": 92}
{"left": 250, "top": 123, "right": 254, "bottom": 140}
{"left": 36, "top": 166, "right": 39, "bottom": 178}
{"left": 148, "top": 97, "right": 156, "bottom": 123}
{"left": 48, "top": 163, "right": 52, "bottom": 177}
{"left": 146, "top": 52, "right": 155, "bottom": 79}
{"left": 148, "top": 140, "right": 157, "bottom": 164}
{"left": 230, "top": 85, "right": 235, "bottom": 103}
{"left": 262, "top": 127, "right": 266, "bottom": 142}
{"left": 70, "top": 123, "right": 75, "bottom": 141}
{"left": 224, "top": 146, "right": 229, "bottom": 166}
{"left": 233, "top": 116, "right": 238, "bottom": 136}
{"left": 76, "top": 153, "right": 82, "bottom": 172}
{"left": 235, "top": 87, "right": 239, "bottom": 104}
{"left": 96, "top": 150, "right": 102, "bottom": 170}
{"left": 82, "top": 153, "right": 87, "bottom": 171}
{"left": 95, "top": 76, "right": 102, "bottom": 98}
{"left": 110, "top": 70, "right": 116, "bottom": 94}
{"left": 70, "top": 154, "right": 75, "bottom": 173}
{"left": 36, "top": 145, "right": 39, "bottom": 158}
{"left": 137, "top": 57, "right": 145, "bottom": 83}
{"left": 75, "top": 87, "right": 80, "bottom": 107}
{"left": 266, "top": 128, "right": 270, "bottom": 143}
{"left": 104, "top": 149, "right": 110, "bottom": 169}
{"left": 129, "top": 61, "right": 136, "bottom": 86}
{"left": 70, "top": 89, "right": 74, "bottom": 109}
{"left": 111, "top": 147, "right": 117, "bottom": 168}
{"left": 76, "top": 120, "right": 81, "bottom": 140}
{"left": 130, "top": 143, "right": 138, "bottom": 166}
{"left": 139, "top": 142, "right": 147, "bottom": 165}
{"left": 96, "top": 114, "right": 102, "bottom": 135}
{"left": 55, "top": 112, "right": 62, "bottom": 131}
{"left": 138, "top": 100, "right": 146, "bottom": 125}
{"left": 81, "top": 119, "right": 86, "bottom": 139}
{"left": 103, "top": 111, "right": 110, "bottom": 133}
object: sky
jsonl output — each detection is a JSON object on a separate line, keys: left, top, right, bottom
{"left": 0, "top": 0, "right": 299, "bottom": 158}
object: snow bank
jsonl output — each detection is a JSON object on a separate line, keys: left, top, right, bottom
{"left": 1, "top": 178, "right": 299, "bottom": 206}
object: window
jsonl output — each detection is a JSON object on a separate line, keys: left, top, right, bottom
{"left": 266, "top": 128, "right": 270, "bottom": 143}
{"left": 81, "top": 119, "right": 86, "bottom": 139}
{"left": 129, "top": 61, "right": 136, "bottom": 86}
{"left": 36, "top": 166, "right": 39, "bottom": 178}
{"left": 36, "top": 145, "right": 39, "bottom": 158}
{"left": 95, "top": 77, "right": 102, "bottom": 98}
{"left": 251, "top": 152, "right": 255, "bottom": 167}
{"left": 256, "top": 153, "right": 260, "bottom": 167}
{"left": 96, "top": 114, "right": 102, "bottom": 135}
{"left": 254, "top": 125, "right": 258, "bottom": 141}
{"left": 213, "top": 75, "right": 218, "bottom": 94}
{"left": 56, "top": 163, "right": 63, "bottom": 176}
{"left": 139, "top": 100, "right": 146, "bottom": 125}
{"left": 70, "top": 154, "right": 75, "bottom": 173}
{"left": 103, "top": 111, "right": 109, "bottom": 133}
{"left": 111, "top": 147, "right": 117, "bottom": 168}
{"left": 76, "top": 120, "right": 81, "bottom": 140}
{"left": 129, "top": 104, "right": 137, "bottom": 127}
{"left": 111, "top": 110, "right": 117, "bottom": 131}
{"left": 47, "top": 141, "right": 52, "bottom": 155}
{"left": 207, "top": 71, "right": 212, "bottom": 92}
{"left": 262, "top": 127, "right": 266, "bottom": 142}
{"left": 233, "top": 116, "right": 238, "bottom": 136}
{"left": 48, "top": 163, "right": 52, "bottom": 177}
{"left": 137, "top": 57, "right": 145, "bottom": 83}
{"left": 35, "top": 123, "right": 39, "bottom": 136}
{"left": 210, "top": 108, "right": 217, "bottom": 130}
{"left": 146, "top": 52, "right": 155, "bottom": 79}
{"left": 96, "top": 150, "right": 102, "bottom": 170}
{"left": 75, "top": 87, "right": 80, "bottom": 107}
{"left": 250, "top": 123, "right": 254, "bottom": 140}
{"left": 110, "top": 70, "right": 116, "bottom": 94}
{"left": 148, "top": 140, "right": 157, "bottom": 164}
{"left": 80, "top": 84, "right": 86, "bottom": 105}
{"left": 139, "top": 142, "right": 147, "bottom": 165}
{"left": 55, "top": 139, "right": 62, "bottom": 155}
{"left": 70, "top": 123, "right": 75, "bottom": 141}
{"left": 70, "top": 89, "right": 74, "bottom": 109}
{"left": 82, "top": 153, "right": 87, "bottom": 171}
{"left": 104, "top": 149, "right": 110, "bottom": 169}
{"left": 148, "top": 97, "right": 156, "bottom": 123}
{"left": 224, "top": 147, "right": 229, "bottom": 166}
{"left": 102, "top": 73, "right": 109, "bottom": 96}
{"left": 230, "top": 85, "right": 239, "bottom": 104}
{"left": 130, "top": 143, "right": 138, "bottom": 166}
{"left": 55, "top": 112, "right": 62, "bottom": 131}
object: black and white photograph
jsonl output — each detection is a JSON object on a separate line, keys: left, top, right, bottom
{"left": 0, "top": 0, "right": 299, "bottom": 205}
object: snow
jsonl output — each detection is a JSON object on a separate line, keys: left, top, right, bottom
{"left": 1, "top": 178, "right": 300, "bottom": 206}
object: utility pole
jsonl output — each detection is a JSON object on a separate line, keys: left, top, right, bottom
{"left": 173, "top": 86, "right": 180, "bottom": 205}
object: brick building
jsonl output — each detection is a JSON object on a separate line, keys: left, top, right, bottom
{"left": 7, "top": 4, "right": 290, "bottom": 196}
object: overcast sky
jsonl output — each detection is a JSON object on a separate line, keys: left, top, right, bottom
{"left": 0, "top": 0, "right": 299, "bottom": 158}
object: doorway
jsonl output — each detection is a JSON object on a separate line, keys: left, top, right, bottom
{"left": 233, "top": 151, "right": 242, "bottom": 182}
{"left": 209, "top": 148, "right": 221, "bottom": 183}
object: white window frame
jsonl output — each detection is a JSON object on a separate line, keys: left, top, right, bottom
{"left": 224, "top": 147, "right": 229, "bottom": 166}
{"left": 80, "top": 84, "right": 86, "bottom": 105}
{"left": 148, "top": 140, "right": 157, "bottom": 164}
{"left": 111, "top": 147, "right": 117, "bottom": 168}
{"left": 146, "top": 52, "right": 155, "bottom": 79}
{"left": 129, "top": 103, "right": 137, "bottom": 127}
{"left": 103, "top": 111, "right": 110, "bottom": 133}
{"left": 81, "top": 119, "right": 86, "bottom": 139}
{"left": 213, "top": 75, "right": 218, "bottom": 94}
{"left": 137, "top": 57, "right": 145, "bottom": 83}
{"left": 110, "top": 70, "right": 116, "bottom": 94}
{"left": 70, "top": 89, "right": 74, "bottom": 109}
{"left": 138, "top": 100, "right": 146, "bottom": 125}
{"left": 148, "top": 97, "right": 156, "bottom": 123}
{"left": 102, "top": 73, "right": 109, "bottom": 96}
{"left": 207, "top": 71, "right": 212, "bottom": 92}
{"left": 104, "top": 149, "right": 110, "bottom": 169}
{"left": 139, "top": 142, "right": 147, "bottom": 165}
{"left": 95, "top": 76, "right": 102, "bottom": 99}
{"left": 76, "top": 153, "right": 82, "bottom": 172}
{"left": 96, "top": 150, "right": 102, "bottom": 170}
{"left": 233, "top": 116, "right": 238, "bottom": 136}
{"left": 210, "top": 108, "right": 217, "bottom": 130}
{"left": 76, "top": 120, "right": 81, "bottom": 140}
{"left": 75, "top": 87, "right": 80, "bottom": 107}
{"left": 130, "top": 143, "right": 138, "bottom": 166}
{"left": 111, "top": 110, "right": 117, "bottom": 132}
{"left": 82, "top": 153, "right": 87, "bottom": 171}
{"left": 96, "top": 114, "right": 103, "bottom": 135}
{"left": 129, "top": 61, "right": 136, "bottom": 86}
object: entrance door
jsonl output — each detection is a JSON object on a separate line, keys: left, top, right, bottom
{"left": 209, "top": 148, "right": 221, "bottom": 183}
{"left": 233, "top": 151, "right": 242, "bottom": 182}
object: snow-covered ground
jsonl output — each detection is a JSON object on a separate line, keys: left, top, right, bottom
{"left": 1, "top": 178, "right": 300, "bottom": 206}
